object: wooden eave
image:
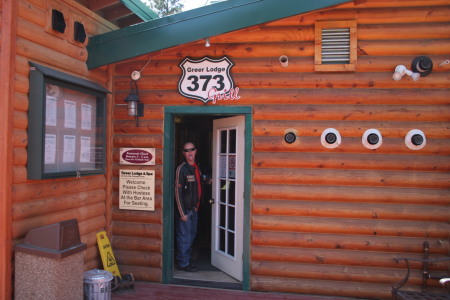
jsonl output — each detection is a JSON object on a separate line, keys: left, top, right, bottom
{"left": 78, "top": 0, "right": 158, "bottom": 28}
{"left": 86, "top": 0, "right": 351, "bottom": 69}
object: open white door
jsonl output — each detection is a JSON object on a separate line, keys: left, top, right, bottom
{"left": 211, "top": 116, "right": 245, "bottom": 281}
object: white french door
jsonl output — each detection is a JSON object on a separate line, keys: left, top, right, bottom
{"left": 211, "top": 116, "right": 245, "bottom": 281}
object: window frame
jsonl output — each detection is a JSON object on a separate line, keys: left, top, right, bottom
{"left": 27, "top": 62, "right": 109, "bottom": 180}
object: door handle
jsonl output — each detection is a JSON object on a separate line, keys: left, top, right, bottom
{"left": 209, "top": 199, "right": 215, "bottom": 204}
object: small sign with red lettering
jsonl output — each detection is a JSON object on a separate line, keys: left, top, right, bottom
{"left": 120, "top": 148, "right": 155, "bottom": 165}
{"left": 178, "top": 56, "right": 240, "bottom": 104}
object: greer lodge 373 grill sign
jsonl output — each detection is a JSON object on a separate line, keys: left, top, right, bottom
{"left": 178, "top": 56, "right": 240, "bottom": 104}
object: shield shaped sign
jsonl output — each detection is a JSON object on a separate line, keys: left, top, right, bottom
{"left": 178, "top": 56, "right": 237, "bottom": 103}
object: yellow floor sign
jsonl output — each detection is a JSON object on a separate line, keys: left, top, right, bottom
{"left": 96, "top": 231, "right": 122, "bottom": 278}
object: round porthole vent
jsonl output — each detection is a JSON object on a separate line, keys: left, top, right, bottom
{"left": 362, "top": 129, "right": 382, "bottom": 150}
{"left": 284, "top": 132, "right": 297, "bottom": 144}
{"left": 321, "top": 128, "right": 341, "bottom": 149}
{"left": 405, "top": 129, "right": 426, "bottom": 150}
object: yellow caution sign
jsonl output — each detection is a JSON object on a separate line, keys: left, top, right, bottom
{"left": 96, "top": 231, "right": 122, "bottom": 278}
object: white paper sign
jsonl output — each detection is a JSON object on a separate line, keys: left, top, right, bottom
{"left": 80, "top": 136, "right": 91, "bottom": 163}
{"left": 119, "top": 170, "right": 155, "bottom": 211}
{"left": 63, "top": 135, "right": 76, "bottom": 163}
{"left": 81, "top": 104, "right": 92, "bottom": 130}
{"left": 44, "top": 134, "right": 56, "bottom": 164}
{"left": 64, "top": 100, "right": 77, "bottom": 129}
{"left": 46, "top": 96, "right": 57, "bottom": 126}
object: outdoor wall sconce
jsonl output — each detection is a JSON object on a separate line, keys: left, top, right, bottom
{"left": 392, "top": 65, "right": 420, "bottom": 81}
{"left": 124, "top": 80, "right": 144, "bottom": 127}
{"left": 205, "top": 38, "right": 211, "bottom": 47}
{"left": 405, "top": 129, "right": 426, "bottom": 150}
{"left": 393, "top": 56, "right": 433, "bottom": 81}
{"left": 279, "top": 55, "right": 289, "bottom": 68}
{"left": 362, "top": 129, "right": 382, "bottom": 150}
{"left": 321, "top": 128, "right": 341, "bottom": 149}
{"left": 411, "top": 56, "right": 433, "bottom": 77}
{"left": 52, "top": 9, "right": 66, "bottom": 33}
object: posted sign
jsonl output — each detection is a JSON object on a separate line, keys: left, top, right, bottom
{"left": 120, "top": 148, "right": 155, "bottom": 165}
{"left": 178, "top": 56, "right": 240, "bottom": 104}
{"left": 119, "top": 170, "right": 155, "bottom": 211}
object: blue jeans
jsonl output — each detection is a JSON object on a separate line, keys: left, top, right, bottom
{"left": 176, "top": 210, "right": 198, "bottom": 268}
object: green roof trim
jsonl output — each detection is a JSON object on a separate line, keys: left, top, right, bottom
{"left": 87, "top": 0, "right": 350, "bottom": 69}
{"left": 120, "top": 0, "right": 159, "bottom": 22}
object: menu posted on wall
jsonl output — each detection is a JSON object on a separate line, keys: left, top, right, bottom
{"left": 119, "top": 169, "right": 155, "bottom": 211}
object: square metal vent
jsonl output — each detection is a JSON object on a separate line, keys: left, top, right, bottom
{"left": 321, "top": 28, "right": 350, "bottom": 64}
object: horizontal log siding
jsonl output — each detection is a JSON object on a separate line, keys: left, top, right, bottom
{"left": 111, "top": 1, "right": 450, "bottom": 298}
{"left": 12, "top": 0, "right": 117, "bottom": 275}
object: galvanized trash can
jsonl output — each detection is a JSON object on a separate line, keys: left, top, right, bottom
{"left": 83, "top": 269, "right": 114, "bottom": 300}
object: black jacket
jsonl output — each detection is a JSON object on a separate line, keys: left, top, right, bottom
{"left": 175, "top": 161, "right": 201, "bottom": 218}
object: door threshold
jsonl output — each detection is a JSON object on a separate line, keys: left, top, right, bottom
{"left": 170, "top": 277, "right": 242, "bottom": 290}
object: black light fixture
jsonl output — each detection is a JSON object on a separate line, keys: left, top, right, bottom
{"left": 124, "top": 80, "right": 144, "bottom": 127}
{"left": 411, "top": 56, "right": 433, "bottom": 77}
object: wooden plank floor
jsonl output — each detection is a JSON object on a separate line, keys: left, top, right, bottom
{"left": 111, "top": 282, "right": 355, "bottom": 300}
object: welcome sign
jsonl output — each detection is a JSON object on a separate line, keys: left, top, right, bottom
{"left": 178, "top": 56, "right": 240, "bottom": 104}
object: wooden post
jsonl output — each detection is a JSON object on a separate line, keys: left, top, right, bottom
{"left": 0, "top": 0, "right": 18, "bottom": 298}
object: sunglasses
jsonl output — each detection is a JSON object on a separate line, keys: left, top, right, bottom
{"left": 183, "top": 147, "right": 196, "bottom": 152}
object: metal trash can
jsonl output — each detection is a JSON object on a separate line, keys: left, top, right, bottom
{"left": 83, "top": 269, "right": 114, "bottom": 300}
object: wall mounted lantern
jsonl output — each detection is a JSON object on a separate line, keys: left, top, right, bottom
{"left": 124, "top": 80, "right": 144, "bottom": 127}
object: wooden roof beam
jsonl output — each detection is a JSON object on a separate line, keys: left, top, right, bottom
{"left": 88, "top": 0, "right": 121, "bottom": 12}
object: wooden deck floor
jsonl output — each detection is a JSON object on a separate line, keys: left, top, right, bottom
{"left": 111, "top": 282, "right": 356, "bottom": 300}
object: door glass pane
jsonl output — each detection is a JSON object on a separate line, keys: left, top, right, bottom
{"left": 219, "top": 229, "right": 225, "bottom": 252}
{"left": 228, "top": 181, "right": 235, "bottom": 205}
{"left": 220, "top": 130, "right": 227, "bottom": 153}
{"left": 220, "top": 180, "right": 227, "bottom": 202}
{"left": 219, "top": 204, "right": 226, "bottom": 228}
{"left": 219, "top": 155, "right": 227, "bottom": 179}
{"left": 229, "top": 129, "right": 236, "bottom": 153}
{"left": 228, "top": 206, "right": 235, "bottom": 231}
{"left": 227, "top": 231, "right": 235, "bottom": 256}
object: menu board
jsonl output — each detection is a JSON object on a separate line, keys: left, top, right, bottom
{"left": 27, "top": 62, "right": 107, "bottom": 179}
{"left": 42, "top": 83, "right": 102, "bottom": 175}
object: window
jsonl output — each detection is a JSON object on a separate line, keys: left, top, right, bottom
{"left": 27, "top": 62, "right": 108, "bottom": 179}
{"left": 315, "top": 20, "right": 357, "bottom": 72}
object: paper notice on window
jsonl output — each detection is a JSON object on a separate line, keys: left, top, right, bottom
{"left": 63, "top": 135, "right": 76, "bottom": 163}
{"left": 44, "top": 134, "right": 56, "bottom": 164}
{"left": 219, "top": 155, "right": 227, "bottom": 178}
{"left": 64, "top": 100, "right": 77, "bottom": 129}
{"left": 46, "top": 96, "right": 57, "bottom": 126}
{"left": 80, "top": 136, "right": 91, "bottom": 163}
{"left": 81, "top": 104, "right": 92, "bottom": 130}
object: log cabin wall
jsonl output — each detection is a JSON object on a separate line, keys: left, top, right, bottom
{"left": 8, "top": 0, "right": 117, "bottom": 293}
{"left": 112, "top": 1, "right": 450, "bottom": 299}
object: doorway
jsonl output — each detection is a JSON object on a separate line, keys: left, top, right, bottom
{"left": 162, "top": 106, "right": 251, "bottom": 291}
